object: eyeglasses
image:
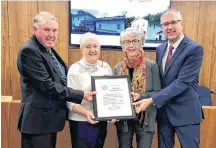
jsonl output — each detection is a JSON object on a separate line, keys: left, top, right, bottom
{"left": 122, "top": 39, "right": 140, "bottom": 46}
{"left": 161, "top": 20, "right": 181, "bottom": 27}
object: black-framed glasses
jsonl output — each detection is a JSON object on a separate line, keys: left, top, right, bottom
{"left": 161, "top": 20, "right": 181, "bottom": 27}
{"left": 122, "top": 39, "right": 140, "bottom": 46}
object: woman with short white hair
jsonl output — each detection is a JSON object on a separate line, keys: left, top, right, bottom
{"left": 67, "top": 32, "right": 112, "bottom": 148}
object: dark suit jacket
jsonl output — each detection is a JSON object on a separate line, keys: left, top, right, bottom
{"left": 152, "top": 35, "right": 204, "bottom": 126}
{"left": 17, "top": 35, "right": 84, "bottom": 134}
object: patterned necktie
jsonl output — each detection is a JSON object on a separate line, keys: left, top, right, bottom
{"left": 50, "top": 52, "right": 67, "bottom": 84}
{"left": 166, "top": 45, "right": 174, "bottom": 64}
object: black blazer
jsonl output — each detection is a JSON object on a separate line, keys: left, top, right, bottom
{"left": 17, "top": 35, "right": 83, "bottom": 134}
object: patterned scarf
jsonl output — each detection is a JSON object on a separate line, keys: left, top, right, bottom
{"left": 120, "top": 50, "right": 146, "bottom": 93}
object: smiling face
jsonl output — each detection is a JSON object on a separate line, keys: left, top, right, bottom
{"left": 81, "top": 39, "right": 100, "bottom": 63}
{"left": 161, "top": 12, "right": 183, "bottom": 44}
{"left": 122, "top": 33, "right": 141, "bottom": 60}
{"left": 34, "top": 19, "right": 58, "bottom": 48}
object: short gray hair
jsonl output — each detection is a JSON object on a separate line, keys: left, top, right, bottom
{"left": 161, "top": 9, "right": 182, "bottom": 22}
{"left": 33, "top": 11, "right": 57, "bottom": 26}
{"left": 120, "top": 27, "right": 144, "bottom": 48}
{"left": 79, "top": 32, "right": 100, "bottom": 49}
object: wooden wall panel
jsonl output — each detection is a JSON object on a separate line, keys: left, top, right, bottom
{"left": 172, "top": 2, "right": 201, "bottom": 40}
{"left": 38, "top": 1, "right": 69, "bottom": 64}
{"left": 144, "top": 51, "right": 156, "bottom": 61}
{"left": 56, "top": 122, "right": 71, "bottom": 148}
{"left": 101, "top": 50, "right": 123, "bottom": 68}
{"left": 1, "top": 2, "right": 11, "bottom": 96}
{"left": 200, "top": 106, "right": 216, "bottom": 148}
{"left": 2, "top": 101, "right": 216, "bottom": 148}
{"left": 1, "top": 96, "right": 12, "bottom": 148}
{"left": 9, "top": 100, "right": 21, "bottom": 148}
{"left": 7, "top": 1, "right": 38, "bottom": 100}
{"left": 2, "top": 1, "right": 216, "bottom": 105}
{"left": 104, "top": 124, "right": 118, "bottom": 148}
{"left": 68, "top": 49, "right": 82, "bottom": 66}
{"left": 171, "top": 1, "right": 216, "bottom": 105}
{"left": 196, "top": 2, "right": 216, "bottom": 105}
{"left": 196, "top": 2, "right": 215, "bottom": 86}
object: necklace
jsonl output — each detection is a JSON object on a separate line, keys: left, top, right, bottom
{"left": 77, "top": 61, "right": 99, "bottom": 73}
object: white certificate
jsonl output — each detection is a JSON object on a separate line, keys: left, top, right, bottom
{"left": 91, "top": 75, "right": 136, "bottom": 121}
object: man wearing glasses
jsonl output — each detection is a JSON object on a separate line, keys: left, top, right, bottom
{"left": 134, "top": 9, "right": 203, "bottom": 148}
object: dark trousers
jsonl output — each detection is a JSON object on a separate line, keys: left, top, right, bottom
{"left": 157, "top": 108, "right": 200, "bottom": 148}
{"left": 117, "top": 120, "right": 154, "bottom": 148}
{"left": 69, "top": 120, "right": 107, "bottom": 148}
{"left": 21, "top": 133, "right": 57, "bottom": 148}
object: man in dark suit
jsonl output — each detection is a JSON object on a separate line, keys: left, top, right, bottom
{"left": 17, "top": 11, "right": 96, "bottom": 148}
{"left": 133, "top": 9, "right": 203, "bottom": 148}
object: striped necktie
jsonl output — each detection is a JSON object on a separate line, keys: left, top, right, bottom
{"left": 166, "top": 45, "right": 174, "bottom": 64}
{"left": 49, "top": 52, "right": 67, "bottom": 84}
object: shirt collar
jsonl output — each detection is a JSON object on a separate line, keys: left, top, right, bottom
{"left": 168, "top": 34, "right": 184, "bottom": 49}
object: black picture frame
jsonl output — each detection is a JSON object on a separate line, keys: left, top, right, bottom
{"left": 91, "top": 75, "right": 136, "bottom": 121}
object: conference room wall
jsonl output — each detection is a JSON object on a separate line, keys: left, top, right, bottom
{"left": 1, "top": 1, "right": 216, "bottom": 148}
{"left": 2, "top": 1, "right": 216, "bottom": 104}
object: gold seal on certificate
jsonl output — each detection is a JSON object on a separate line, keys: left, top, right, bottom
{"left": 91, "top": 75, "right": 136, "bottom": 121}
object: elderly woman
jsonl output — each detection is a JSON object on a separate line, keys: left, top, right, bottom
{"left": 113, "top": 27, "right": 161, "bottom": 148}
{"left": 66, "top": 32, "right": 112, "bottom": 148}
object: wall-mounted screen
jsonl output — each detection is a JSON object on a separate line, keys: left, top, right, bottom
{"left": 69, "top": 0, "right": 171, "bottom": 49}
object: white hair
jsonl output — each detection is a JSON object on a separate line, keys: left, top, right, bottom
{"left": 33, "top": 11, "right": 57, "bottom": 26}
{"left": 120, "top": 27, "right": 144, "bottom": 48}
{"left": 79, "top": 32, "right": 100, "bottom": 49}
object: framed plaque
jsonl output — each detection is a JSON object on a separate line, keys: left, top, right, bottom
{"left": 91, "top": 75, "right": 136, "bottom": 121}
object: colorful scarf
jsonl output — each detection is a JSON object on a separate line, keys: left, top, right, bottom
{"left": 120, "top": 50, "right": 146, "bottom": 93}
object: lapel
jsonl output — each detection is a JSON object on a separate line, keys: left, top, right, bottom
{"left": 158, "top": 43, "right": 167, "bottom": 77}
{"left": 164, "top": 35, "right": 188, "bottom": 76}
{"left": 31, "top": 35, "right": 67, "bottom": 85}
